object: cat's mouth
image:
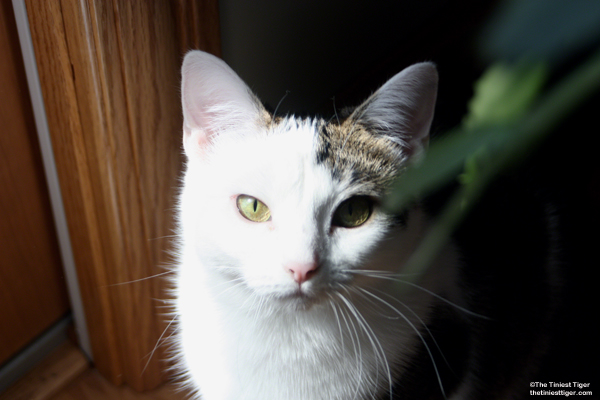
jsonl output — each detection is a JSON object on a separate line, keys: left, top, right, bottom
{"left": 245, "top": 280, "right": 327, "bottom": 310}
{"left": 273, "top": 287, "right": 323, "bottom": 310}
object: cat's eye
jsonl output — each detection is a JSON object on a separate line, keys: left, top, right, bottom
{"left": 332, "top": 196, "right": 372, "bottom": 228}
{"left": 237, "top": 195, "right": 271, "bottom": 222}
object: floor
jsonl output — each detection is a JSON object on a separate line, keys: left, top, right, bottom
{"left": 0, "top": 341, "right": 190, "bottom": 400}
{"left": 48, "top": 370, "right": 189, "bottom": 400}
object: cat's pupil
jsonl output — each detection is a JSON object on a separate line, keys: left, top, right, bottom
{"left": 236, "top": 195, "right": 271, "bottom": 222}
{"left": 332, "top": 196, "right": 372, "bottom": 228}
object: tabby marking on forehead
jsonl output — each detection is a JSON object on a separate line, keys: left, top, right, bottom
{"left": 316, "top": 118, "right": 404, "bottom": 195}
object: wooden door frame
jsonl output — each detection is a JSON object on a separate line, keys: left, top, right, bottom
{"left": 18, "top": 0, "right": 220, "bottom": 391}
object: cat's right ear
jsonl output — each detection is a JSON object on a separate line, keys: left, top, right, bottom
{"left": 181, "top": 51, "right": 263, "bottom": 158}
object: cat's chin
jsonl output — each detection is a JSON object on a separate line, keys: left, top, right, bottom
{"left": 275, "top": 296, "right": 318, "bottom": 311}
{"left": 269, "top": 288, "right": 325, "bottom": 311}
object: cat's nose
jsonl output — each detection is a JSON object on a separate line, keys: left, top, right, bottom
{"left": 286, "top": 262, "right": 319, "bottom": 285}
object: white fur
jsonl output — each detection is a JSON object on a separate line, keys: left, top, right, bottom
{"left": 174, "top": 51, "right": 454, "bottom": 400}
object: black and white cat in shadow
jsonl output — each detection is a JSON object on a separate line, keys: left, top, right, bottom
{"left": 171, "top": 50, "right": 594, "bottom": 400}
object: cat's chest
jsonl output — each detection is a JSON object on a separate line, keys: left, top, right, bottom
{"left": 178, "top": 279, "right": 407, "bottom": 400}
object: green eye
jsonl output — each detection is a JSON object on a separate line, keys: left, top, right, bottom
{"left": 332, "top": 196, "right": 372, "bottom": 228}
{"left": 237, "top": 195, "right": 271, "bottom": 222}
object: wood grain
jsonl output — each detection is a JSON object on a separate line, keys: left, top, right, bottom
{"left": 0, "top": 341, "right": 89, "bottom": 400}
{"left": 48, "top": 369, "right": 189, "bottom": 400}
{"left": 24, "top": 0, "right": 124, "bottom": 384}
{"left": 172, "top": 0, "right": 222, "bottom": 56}
{"left": 0, "top": 340, "right": 188, "bottom": 400}
{"left": 0, "top": 0, "right": 70, "bottom": 366}
{"left": 24, "top": 0, "right": 221, "bottom": 391}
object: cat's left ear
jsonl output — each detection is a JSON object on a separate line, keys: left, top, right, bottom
{"left": 352, "top": 62, "right": 438, "bottom": 160}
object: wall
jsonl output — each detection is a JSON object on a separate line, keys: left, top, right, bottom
{"left": 217, "top": 0, "right": 493, "bottom": 116}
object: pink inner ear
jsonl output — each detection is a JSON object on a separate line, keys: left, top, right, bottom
{"left": 180, "top": 51, "right": 264, "bottom": 158}
{"left": 182, "top": 88, "right": 216, "bottom": 157}
{"left": 181, "top": 66, "right": 221, "bottom": 154}
{"left": 182, "top": 91, "right": 221, "bottom": 154}
{"left": 183, "top": 126, "right": 210, "bottom": 158}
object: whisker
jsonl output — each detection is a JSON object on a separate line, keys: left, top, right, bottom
{"left": 348, "top": 269, "right": 417, "bottom": 278}
{"left": 332, "top": 96, "right": 341, "bottom": 126}
{"left": 334, "top": 294, "right": 365, "bottom": 400}
{"left": 345, "top": 287, "right": 396, "bottom": 399}
{"left": 355, "top": 287, "right": 447, "bottom": 400}
{"left": 252, "top": 295, "right": 263, "bottom": 324}
{"left": 215, "top": 277, "right": 246, "bottom": 297}
{"left": 105, "top": 271, "right": 174, "bottom": 287}
{"left": 238, "top": 288, "right": 258, "bottom": 311}
{"left": 371, "top": 288, "right": 455, "bottom": 375}
{"left": 336, "top": 129, "right": 354, "bottom": 167}
{"left": 331, "top": 103, "right": 366, "bottom": 172}
{"left": 348, "top": 270, "right": 489, "bottom": 320}
{"left": 395, "top": 279, "right": 489, "bottom": 320}
{"left": 147, "top": 234, "right": 178, "bottom": 241}
{"left": 142, "top": 315, "right": 177, "bottom": 375}
{"left": 336, "top": 291, "right": 392, "bottom": 398}
{"left": 272, "top": 90, "right": 290, "bottom": 124}
{"left": 328, "top": 295, "right": 345, "bottom": 351}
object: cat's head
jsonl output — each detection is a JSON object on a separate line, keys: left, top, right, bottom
{"left": 179, "top": 50, "right": 437, "bottom": 309}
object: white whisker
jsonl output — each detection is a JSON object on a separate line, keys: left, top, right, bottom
{"left": 334, "top": 294, "right": 365, "bottom": 400}
{"left": 349, "top": 269, "right": 489, "bottom": 320}
{"left": 105, "top": 271, "right": 173, "bottom": 287}
{"left": 272, "top": 90, "right": 290, "bottom": 123}
{"left": 336, "top": 291, "right": 392, "bottom": 398}
{"left": 371, "top": 287, "right": 454, "bottom": 374}
{"left": 142, "top": 315, "right": 177, "bottom": 375}
{"left": 215, "top": 277, "right": 246, "bottom": 297}
{"left": 148, "top": 234, "right": 179, "bottom": 241}
{"left": 355, "top": 287, "right": 448, "bottom": 400}
{"left": 328, "top": 295, "right": 345, "bottom": 350}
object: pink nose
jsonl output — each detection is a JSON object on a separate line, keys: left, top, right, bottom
{"left": 286, "top": 262, "right": 319, "bottom": 284}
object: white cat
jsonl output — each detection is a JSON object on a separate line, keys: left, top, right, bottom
{"left": 174, "top": 50, "right": 459, "bottom": 400}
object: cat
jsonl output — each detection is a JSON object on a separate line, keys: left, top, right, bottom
{"left": 173, "top": 50, "right": 568, "bottom": 400}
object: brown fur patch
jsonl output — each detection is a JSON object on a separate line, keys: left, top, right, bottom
{"left": 316, "top": 117, "right": 404, "bottom": 195}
